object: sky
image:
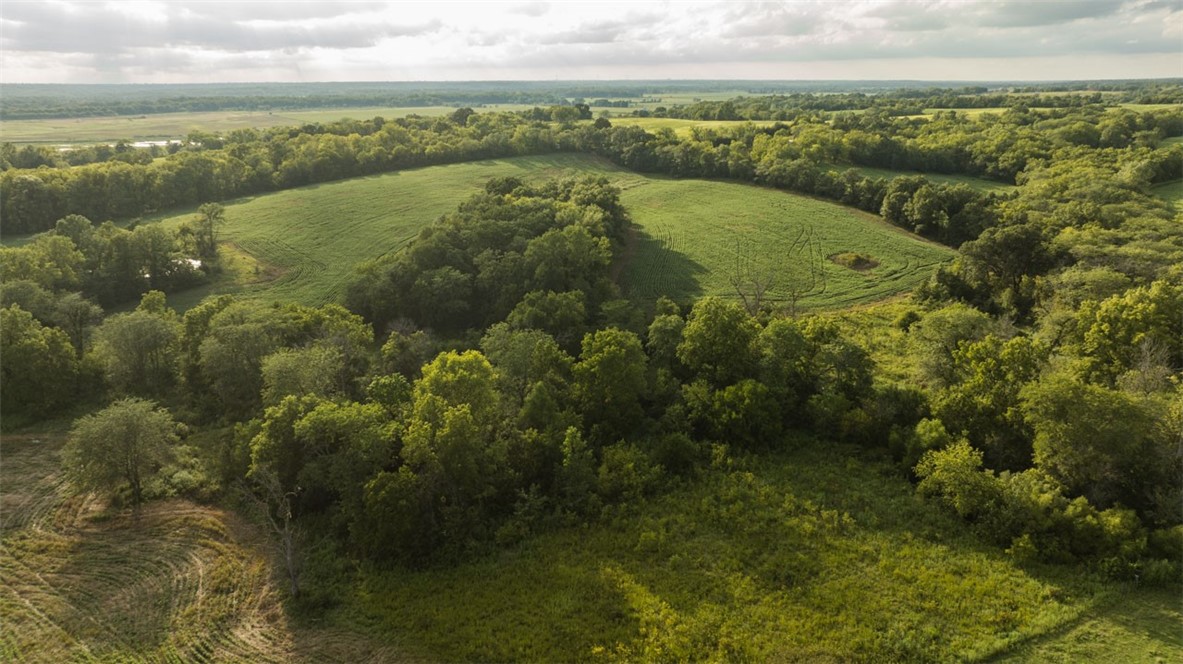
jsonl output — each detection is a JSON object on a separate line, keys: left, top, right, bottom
{"left": 0, "top": 0, "right": 1180, "bottom": 84}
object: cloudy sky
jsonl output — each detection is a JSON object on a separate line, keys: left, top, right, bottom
{"left": 1, "top": 1, "right": 1180, "bottom": 83}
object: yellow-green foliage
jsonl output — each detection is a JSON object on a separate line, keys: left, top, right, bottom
{"left": 339, "top": 442, "right": 1181, "bottom": 662}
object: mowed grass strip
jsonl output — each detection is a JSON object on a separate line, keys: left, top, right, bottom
{"left": 618, "top": 178, "right": 955, "bottom": 310}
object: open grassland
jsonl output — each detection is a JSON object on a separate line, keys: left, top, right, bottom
{"left": 618, "top": 178, "right": 954, "bottom": 309}
{"left": 151, "top": 155, "right": 633, "bottom": 310}
{"left": 0, "top": 105, "right": 535, "bottom": 145}
{"left": 331, "top": 441, "right": 1181, "bottom": 662}
{"left": 146, "top": 154, "right": 951, "bottom": 312}
{"left": 1153, "top": 179, "right": 1183, "bottom": 214}
{"left": 824, "top": 163, "right": 1017, "bottom": 193}
{"left": 606, "top": 117, "right": 779, "bottom": 136}
{"left": 0, "top": 434, "right": 400, "bottom": 663}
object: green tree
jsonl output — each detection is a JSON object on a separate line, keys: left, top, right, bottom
{"left": 63, "top": 398, "right": 180, "bottom": 506}
{"left": 92, "top": 306, "right": 181, "bottom": 397}
{"left": 261, "top": 345, "right": 345, "bottom": 407}
{"left": 0, "top": 305, "right": 79, "bottom": 418}
{"left": 676, "top": 297, "right": 759, "bottom": 387}
{"left": 574, "top": 328, "right": 648, "bottom": 442}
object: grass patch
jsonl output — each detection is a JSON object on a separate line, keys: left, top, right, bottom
{"left": 328, "top": 441, "right": 1179, "bottom": 662}
{"left": 135, "top": 154, "right": 949, "bottom": 313}
{"left": 822, "top": 163, "right": 1016, "bottom": 193}
{"left": 1152, "top": 179, "right": 1183, "bottom": 214}
{"left": 830, "top": 251, "right": 880, "bottom": 271}
{"left": 618, "top": 178, "right": 954, "bottom": 310}
{"left": 606, "top": 117, "right": 779, "bottom": 136}
{"left": 0, "top": 105, "right": 540, "bottom": 145}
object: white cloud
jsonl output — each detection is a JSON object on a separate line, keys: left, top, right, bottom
{"left": 0, "top": 0, "right": 1179, "bottom": 83}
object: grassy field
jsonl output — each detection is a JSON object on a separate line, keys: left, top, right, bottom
{"left": 606, "top": 116, "right": 779, "bottom": 136}
{"left": 617, "top": 178, "right": 954, "bottom": 310}
{"left": 1153, "top": 179, "right": 1183, "bottom": 214}
{"left": 140, "top": 154, "right": 952, "bottom": 312}
{"left": 0, "top": 105, "right": 536, "bottom": 145}
{"left": 150, "top": 155, "right": 634, "bottom": 310}
{"left": 0, "top": 433, "right": 400, "bottom": 663}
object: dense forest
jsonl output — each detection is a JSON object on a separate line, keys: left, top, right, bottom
{"left": 2, "top": 85, "right": 1182, "bottom": 657}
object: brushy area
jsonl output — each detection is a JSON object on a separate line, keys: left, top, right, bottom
{"left": 321, "top": 439, "right": 1181, "bottom": 663}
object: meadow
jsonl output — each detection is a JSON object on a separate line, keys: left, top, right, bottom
{"left": 828, "top": 164, "right": 1017, "bottom": 194}
{"left": 617, "top": 178, "right": 954, "bottom": 310}
{"left": 1153, "top": 179, "right": 1183, "bottom": 213}
{"left": 145, "top": 154, "right": 953, "bottom": 312}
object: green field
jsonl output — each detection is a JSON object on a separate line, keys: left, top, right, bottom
{"left": 143, "top": 154, "right": 952, "bottom": 312}
{"left": 607, "top": 116, "right": 779, "bottom": 136}
{"left": 618, "top": 178, "right": 954, "bottom": 309}
{"left": 0, "top": 105, "right": 537, "bottom": 145}
{"left": 828, "top": 163, "right": 1017, "bottom": 194}
{"left": 1153, "top": 179, "right": 1183, "bottom": 214}
{"left": 151, "top": 155, "right": 634, "bottom": 310}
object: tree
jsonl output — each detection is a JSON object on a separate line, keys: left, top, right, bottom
{"left": 574, "top": 328, "right": 648, "bottom": 442}
{"left": 261, "top": 345, "right": 345, "bottom": 406}
{"left": 0, "top": 305, "right": 79, "bottom": 418}
{"left": 92, "top": 307, "right": 181, "bottom": 397}
{"left": 52, "top": 292, "right": 104, "bottom": 357}
{"left": 63, "top": 398, "right": 180, "bottom": 506}
{"left": 676, "top": 297, "right": 760, "bottom": 387}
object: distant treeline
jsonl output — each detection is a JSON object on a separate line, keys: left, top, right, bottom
{"left": 2, "top": 80, "right": 1179, "bottom": 120}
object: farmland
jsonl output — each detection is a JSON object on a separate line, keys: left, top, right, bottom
{"left": 144, "top": 154, "right": 952, "bottom": 312}
{"left": 617, "top": 178, "right": 954, "bottom": 309}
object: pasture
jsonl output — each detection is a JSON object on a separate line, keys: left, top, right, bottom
{"left": 617, "top": 178, "right": 954, "bottom": 310}
{"left": 147, "top": 154, "right": 952, "bottom": 312}
{"left": 828, "top": 164, "right": 1017, "bottom": 194}
{"left": 1154, "top": 179, "right": 1183, "bottom": 214}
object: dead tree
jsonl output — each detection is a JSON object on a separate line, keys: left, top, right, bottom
{"left": 239, "top": 470, "right": 302, "bottom": 598}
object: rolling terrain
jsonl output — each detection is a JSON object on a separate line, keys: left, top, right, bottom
{"left": 148, "top": 154, "right": 955, "bottom": 311}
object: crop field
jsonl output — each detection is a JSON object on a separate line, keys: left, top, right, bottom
{"left": 145, "top": 154, "right": 952, "bottom": 312}
{"left": 618, "top": 178, "right": 955, "bottom": 309}
{"left": 151, "top": 154, "right": 635, "bottom": 310}
{"left": 0, "top": 105, "right": 536, "bottom": 145}
{"left": 0, "top": 434, "right": 399, "bottom": 663}
{"left": 330, "top": 441, "right": 1180, "bottom": 662}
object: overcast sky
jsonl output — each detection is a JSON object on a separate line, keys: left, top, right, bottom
{"left": 1, "top": 1, "right": 1180, "bottom": 84}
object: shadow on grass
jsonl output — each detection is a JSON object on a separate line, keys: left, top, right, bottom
{"left": 621, "top": 225, "right": 707, "bottom": 304}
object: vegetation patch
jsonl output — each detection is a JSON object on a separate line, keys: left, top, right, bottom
{"left": 829, "top": 251, "right": 880, "bottom": 272}
{"left": 618, "top": 178, "right": 953, "bottom": 310}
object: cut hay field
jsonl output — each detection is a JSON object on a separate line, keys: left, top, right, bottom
{"left": 617, "top": 178, "right": 955, "bottom": 309}
{"left": 148, "top": 154, "right": 952, "bottom": 312}
{"left": 0, "top": 434, "right": 400, "bottom": 663}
